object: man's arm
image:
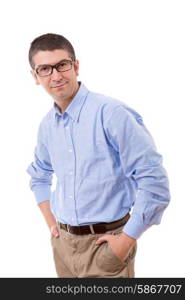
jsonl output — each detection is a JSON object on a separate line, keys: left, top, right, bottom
{"left": 38, "top": 201, "right": 59, "bottom": 237}
{"left": 104, "top": 105, "right": 170, "bottom": 239}
{"left": 99, "top": 105, "right": 170, "bottom": 261}
{"left": 27, "top": 122, "right": 58, "bottom": 237}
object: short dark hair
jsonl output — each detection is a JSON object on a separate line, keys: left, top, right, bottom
{"left": 29, "top": 33, "right": 76, "bottom": 69}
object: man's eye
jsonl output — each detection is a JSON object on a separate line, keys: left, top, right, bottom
{"left": 60, "top": 62, "right": 68, "bottom": 67}
{"left": 40, "top": 66, "right": 50, "bottom": 71}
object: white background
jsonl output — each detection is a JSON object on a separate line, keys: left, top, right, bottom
{"left": 0, "top": 0, "right": 184, "bottom": 277}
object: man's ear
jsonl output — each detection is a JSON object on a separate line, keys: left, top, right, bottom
{"left": 74, "top": 60, "right": 79, "bottom": 76}
{"left": 31, "top": 70, "right": 40, "bottom": 85}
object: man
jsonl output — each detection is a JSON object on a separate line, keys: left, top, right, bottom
{"left": 27, "top": 33, "right": 170, "bottom": 278}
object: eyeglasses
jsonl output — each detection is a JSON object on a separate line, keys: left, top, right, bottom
{"left": 35, "top": 59, "right": 74, "bottom": 77}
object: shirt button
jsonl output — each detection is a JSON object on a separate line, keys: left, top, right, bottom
{"left": 69, "top": 149, "right": 72, "bottom": 152}
{"left": 66, "top": 126, "right": 69, "bottom": 130}
{"left": 69, "top": 171, "right": 73, "bottom": 175}
{"left": 69, "top": 195, "right": 73, "bottom": 198}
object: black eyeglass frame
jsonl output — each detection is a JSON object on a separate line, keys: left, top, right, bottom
{"left": 35, "top": 59, "right": 74, "bottom": 77}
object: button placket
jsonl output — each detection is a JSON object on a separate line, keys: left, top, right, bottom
{"left": 64, "top": 120, "right": 77, "bottom": 224}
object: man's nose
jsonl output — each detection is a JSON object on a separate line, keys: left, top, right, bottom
{"left": 51, "top": 67, "right": 63, "bottom": 80}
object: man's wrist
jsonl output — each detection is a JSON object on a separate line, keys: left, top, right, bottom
{"left": 119, "top": 232, "right": 136, "bottom": 246}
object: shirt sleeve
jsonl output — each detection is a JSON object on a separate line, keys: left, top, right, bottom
{"left": 26, "top": 122, "right": 54, "bottom": 204}
{"left": 105, "top": 105, "right": 170, "bottom": 239}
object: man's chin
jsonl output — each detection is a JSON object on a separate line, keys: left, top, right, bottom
{"left": 51, "top": 92, "right": 69, "bottom": 102}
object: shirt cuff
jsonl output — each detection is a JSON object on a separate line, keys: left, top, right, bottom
{"left": 122, "top": 213, "right": 150, "bottom": 239}
{"left": 32, "top": 185, "right": 51, "bottom": 204}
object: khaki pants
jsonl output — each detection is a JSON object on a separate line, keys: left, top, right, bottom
{"left": 51, "top": 224, "right": 137, "bottom": 278}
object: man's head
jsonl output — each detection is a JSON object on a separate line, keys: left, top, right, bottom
{"left": 29, "top": 33, "right": 79, "bottom": 106}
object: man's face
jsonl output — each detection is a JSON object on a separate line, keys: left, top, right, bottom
{"left": 31, "top": 49, "right": 79, "bottom": 103}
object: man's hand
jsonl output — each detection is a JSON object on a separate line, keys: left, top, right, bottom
{"left": 50, "top": 224, "right": 60, "bottom": 238}
{"left": 95, "top": 232, "right": 136, "bottom": 262}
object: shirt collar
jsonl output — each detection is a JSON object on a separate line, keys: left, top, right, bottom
{"left": 52, "top": 82, "right": 89, "bottom": 122}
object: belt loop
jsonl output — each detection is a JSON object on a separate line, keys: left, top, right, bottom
{"left": 57, "top": 221, "right": 62, "bottom": 230}
{"left": 66, "top": 224, "right": 70, "bottom": 233}
{"left": 90, "top": 225, "right": 95, "bottom": 234}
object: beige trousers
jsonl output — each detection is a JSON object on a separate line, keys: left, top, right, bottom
{"left": 51, "top": 224, "right": 137, "bottom": 278}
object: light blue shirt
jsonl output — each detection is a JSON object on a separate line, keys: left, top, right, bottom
{"left": 26, "top": 82, "right": 170, "bottom": 239}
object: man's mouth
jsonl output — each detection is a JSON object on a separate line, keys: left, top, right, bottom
{"left": 51, "top": 81, "right": 68, "bottom": 88}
